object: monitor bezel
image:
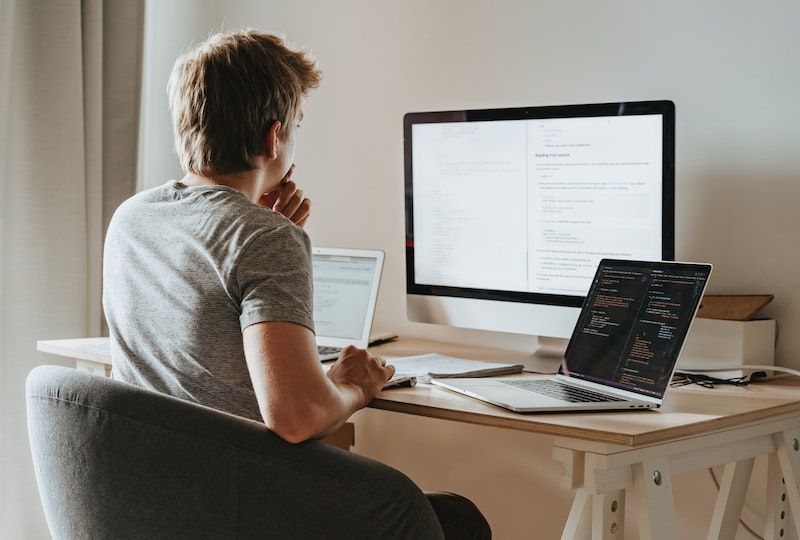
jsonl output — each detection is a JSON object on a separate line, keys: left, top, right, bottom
{"left": 403, "top": 100, "right": 676, "bottom": 308}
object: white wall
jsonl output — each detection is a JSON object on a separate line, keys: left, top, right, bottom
{"left": 140, "top": 1, "right": 800, "bottom": 537}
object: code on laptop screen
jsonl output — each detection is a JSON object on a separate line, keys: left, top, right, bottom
{"left": 559, "top": 261, "right": 710, "bottom": 398}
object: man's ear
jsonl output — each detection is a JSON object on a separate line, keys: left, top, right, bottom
{"left": 266, "top": 121, "right": 282, "bottom": 159}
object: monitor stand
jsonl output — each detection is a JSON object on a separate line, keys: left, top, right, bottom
{"left": 520, "top": 336, "right": 569, "bottom": 374}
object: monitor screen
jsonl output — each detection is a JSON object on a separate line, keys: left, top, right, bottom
{"left": 404, "top": 101, "right": 675, "bottom": 308}
{"left": 560, "top": 260, "right": 710, "bottom": 398}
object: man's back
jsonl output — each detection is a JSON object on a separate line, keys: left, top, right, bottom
{"left": 99, "top": 29, "right": 490, "bottom": 537}
{"left": 103, "top": 180, "right": 314, "bottom": 421}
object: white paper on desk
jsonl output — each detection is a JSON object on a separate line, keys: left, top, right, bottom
{"left": 387, "top": 353, "right": 523, "bottom": 383}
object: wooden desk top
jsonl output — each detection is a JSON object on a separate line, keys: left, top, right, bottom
{"left": 37, "top": 336, "right": 800, "bottom": 448}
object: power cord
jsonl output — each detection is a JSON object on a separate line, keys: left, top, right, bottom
{"left": 678, "top": 364, "right": 800, "bottom": 378}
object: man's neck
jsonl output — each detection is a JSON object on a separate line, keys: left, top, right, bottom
{"left": 180, "top": 171, "right": 274, "bottom": 204}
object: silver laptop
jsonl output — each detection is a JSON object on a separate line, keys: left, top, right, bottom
{"left": 431, "top": 259, "right": 712, "bottom": 412}
{"left": 312, "top": 247, "right": 394, "bottom": 361}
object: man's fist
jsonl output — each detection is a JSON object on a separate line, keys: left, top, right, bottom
{"left": 326, "top": 345, "right": 395, "bottom": 409}
{"left": 259, "top": 164, "right": 311, "bottom": 227}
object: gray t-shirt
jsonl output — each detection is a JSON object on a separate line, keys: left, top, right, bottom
{"left": 102, "top": 180, "right": 314, "bottom": 421}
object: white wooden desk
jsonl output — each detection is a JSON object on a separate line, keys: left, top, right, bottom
{"left": 37, "top": 337, "right": 800, "bottom": 540}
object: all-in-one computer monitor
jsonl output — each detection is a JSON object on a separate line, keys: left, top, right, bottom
{"left": 404, "top": 100, "right": 675, "bottom": 369}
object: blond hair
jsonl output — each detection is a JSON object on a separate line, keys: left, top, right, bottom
{"left": 168, "top": 29, "right": 321, "bottom": 176}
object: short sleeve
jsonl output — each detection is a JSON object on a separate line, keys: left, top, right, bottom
{"left": 235, "top": 224, "right": 315, "bottom": 333}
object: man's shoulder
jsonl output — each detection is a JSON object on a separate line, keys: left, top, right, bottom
{"left": 213, "top": 192, "right": 309, "bottom": 249}
{"left": 109, "top": 180, "right": 301, "bottom": 239}
{"left": 109, "top": 181, "right": 178, "bottom": 222}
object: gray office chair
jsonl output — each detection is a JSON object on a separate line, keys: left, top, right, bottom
{"left": 26, "top": 365, "right": 444, "bottom": 539}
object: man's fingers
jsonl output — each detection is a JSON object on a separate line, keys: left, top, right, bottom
{"left": 260, "top": 165, "right": 295, "bottom": 208}
{"left": 290, "top": 199, "right": 311, "bottom": 226}
{"left": 259, "top": 191, "right": 279, "bottom": 208}
{"left": 280, "top": 163, "right": 295, "bottom": 184}
{"left": 269, "top": 164, "right": 310, "bottom": 225}
{"left": 385, "top": 364, "right": 396, "bottom": 379}
{"left": 282, "top": 190, "right": 305, "bottom": 218}
{"left": 273, "top": 181, "right": 298, "bottom": 212}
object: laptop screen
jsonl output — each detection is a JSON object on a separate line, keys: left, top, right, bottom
{"left": 559, "top": 260, "right": 711, "bottom": 398}
{"left": 313, "top": 253, "right": 378, "bottom": 340}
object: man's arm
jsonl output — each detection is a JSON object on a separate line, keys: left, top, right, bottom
{"left": 242, "top": 321, "right": 394, "bottom": 444}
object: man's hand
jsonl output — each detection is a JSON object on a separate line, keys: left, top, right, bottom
{"left": 326, "top": 345, "right": 395, "bottom": 408}
{"left": 259, "top": 164, "right": 312, "bottom": 227}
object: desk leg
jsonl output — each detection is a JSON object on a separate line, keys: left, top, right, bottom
{"left": 775, "top": 430, "right": 800, "bottom": 537}
{"left": 562, "top": 488, "right": 591, "bottom": 540}
{"left": 76, "top": 359, "right": 112, "bottom": 377}
{"left": 631, "top": 458, "right": 676, "bottom": 540}
{"left": 766, "top": 452, "right": 791, "bottom": 539}
{"left": 707, "top": 458, "right": 754, "bottom": 539}
{"left": 592, "top": 490, "right": 625, "bottom": 540}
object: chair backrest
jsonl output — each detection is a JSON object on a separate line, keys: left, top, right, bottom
{"left": 26, "top": 365, "right": 280, "bottom": 538}
{"left": 25, "top": 365, "right": 443, "bottom": 540}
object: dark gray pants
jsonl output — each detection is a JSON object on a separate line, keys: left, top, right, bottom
{"left": 425, "top": 492, "right": 492, "bottom": 540}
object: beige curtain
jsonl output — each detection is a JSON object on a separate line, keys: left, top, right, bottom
{"left": 0, "top": 0, "right": 143, "bottom": 536}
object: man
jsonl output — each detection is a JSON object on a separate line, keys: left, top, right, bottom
{"left": 103, "top": 29, "right": 490, "bottom": 539}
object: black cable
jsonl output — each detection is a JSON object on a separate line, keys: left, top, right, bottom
{"left": 671, "top": 372, "right": 751, "bottom": 389}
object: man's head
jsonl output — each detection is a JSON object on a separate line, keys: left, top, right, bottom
{"left": 168, "top": 29, "right": 321, "bottom": 178}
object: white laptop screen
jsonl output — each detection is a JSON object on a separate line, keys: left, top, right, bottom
{"left": 313, "top": 254, "right": 378, "bottom": 340}
{"left": 559, "top": 260, "right": 711, "bottom": 399}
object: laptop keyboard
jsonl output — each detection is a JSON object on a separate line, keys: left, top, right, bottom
{"left": 501, "top": 380, "right": 624, "bottom": 403}
{"left": 318, "top": 346, "right": 343, "bottom": 356}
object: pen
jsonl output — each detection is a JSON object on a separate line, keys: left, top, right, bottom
{"left": 383, "top": 376, "right": 417, "bottom": 390}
